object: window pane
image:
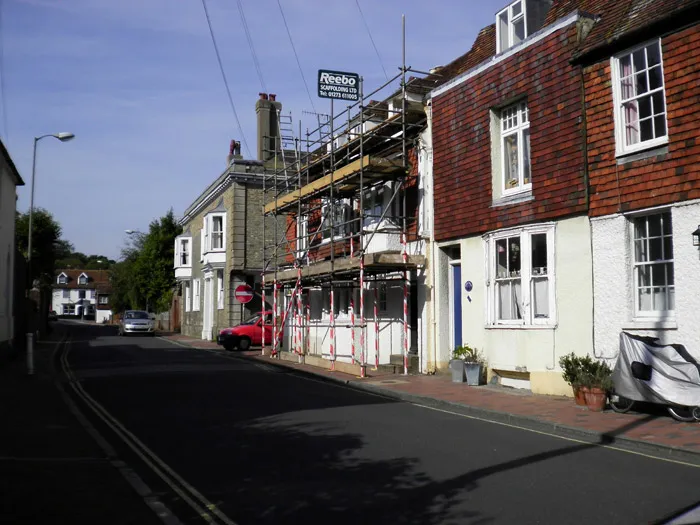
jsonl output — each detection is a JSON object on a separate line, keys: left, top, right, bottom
{"left": 532, "top": 277, "right": 549, "bottom": 318}
{"left": 499, "top": 12, "right": 509, "bottom": 51}
{"left": 654, "top": 116, "right": 666, "bottom": 139}
{"left": 511, "top": 1, "right": 522, "bottom": 16}
{"left": 632, "top": 49, "right": 646, "bottom": 73}
{"left": 649, "top": 237, "right": 663, "bottom": 260}
{"left": 668, "top": 287, "right": 675, "bottom": 310}
{"left": 513, "top": 19, "right": 525, "bottom": 43}
{"left": 652, "top": 287, "right": 667, "bottom": 311}
{"left": 638, "top": 96, "right": 652, "bottom": 119}
{"left": 504, "top": 134, "right": 520, "bottom": 189}
{"left": 640, "top": 118, "right": 653, "bottom": 141}
{"left": 620, "top": 76, "right": 634, "bottom": 99}
{"left": 638, "top": 288, "right": 652, "bottom": 311}
{"left": 649, "top": 65, "right": 663, "bottom": 90}
{"left": 509, "top": 237, "right": 521, "bottom": 275}
{"left": 638, "top": 266, "right": 651, "bottom": 287}
{"left": 623, "top": 101, "right": 639, "bottom": 145}
{"left": 496, "top": 239, "right": 508, "bottom": 277}
{"left": 651, "top": 264, "right": 667, "bottom": 286}
{"left": 635, "top": 72, "right": 648, "bottom": 94}
{"left": 634, "top": 239, "right": 646, "bottom": 262}
{"left": 667, "top": 263, "right": 675, "bottom": 285}
{"left": 531, "top": 233, "right": 547, "bottom": 275}
{"left": 663, "top": 236, "right": 673, "bottom": 260}
{"left": 651, "top": 91, "right": 665, "bottom": 116}
{"left": 498, "top": 281, "right": 523, "bottom": 320}
{"left": 522, "top": 128, "right": 531, "bottom": 185}
{"left": 648, "top": 214, "right": 662, "bottom": 237}
{"left": 620, "top": 55, "right": 632, "bottom": 77}
{"left": 647, "top": 42, "right": 661, "bottom": 66}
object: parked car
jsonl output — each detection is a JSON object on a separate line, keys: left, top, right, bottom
{"left": 48, "top": 311, "right": 58, "bottom": 322}
{"left": 118, "top": 310, "right": 155, "bottom": 336}
{"left": 217, "top": 311, "right": 273, "bottom": 351}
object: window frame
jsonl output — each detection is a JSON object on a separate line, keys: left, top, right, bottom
{"left": 180, "top": 239, "right": 190, "bottom": 266}
{"left": 611, "top": 38, "right": 669, "bottom": 157}
{"left": 485, "top": 224, "right": 556, "bottom": 327}
{"left": 184, "top": 281, "right": 191, "bottom": 313}
{"left": 62, "top": 289, "right": 70, "bottom": 299}
{"left": 57, "top": 273, "right": 68, "bottom": 285}
{"left": 500, "top": 101, "right": 531, "bottom": 196}
{"left": 630, "top": 211, "right": 675, "bottom": 320}
{"left": 210, "top": 214, "right": 225, "bottom": 251}
{"left": 78, "top": 273, "right": 88, "bottom": 285}
{"left": 496, "top": 0, "right": 527, "bottom": 53}
{"left": 98, "top": 295, "right": 109, "bottom": 305}
{"left": 321, "top": 199, "right": 351, "bottom": 243}
{"left": 193, "top": 279, "right": 201, "bottom": 311}
{"left": 217, "top": 270, "right": 225, "bottom": 310}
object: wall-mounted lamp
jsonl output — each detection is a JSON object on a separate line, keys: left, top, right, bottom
{"left": 692, "top": 225, "right": 700, "bottom": 247}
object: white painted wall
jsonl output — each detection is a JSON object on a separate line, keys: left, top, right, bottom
{"left": 592, "top": 201, "right": 700, "bottom": 362}
{"left": 435, "top": 216, "right": 594, "bottom": 386}
{"left": 52, "top": 288, "right": 97, "bottom": 315}
{"left": 0, "top": 167, "right": 16, "bottom": 346}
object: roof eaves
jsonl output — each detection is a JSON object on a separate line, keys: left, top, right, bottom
{"left": 0, "top": 140, "right": 24, "bottom": 186}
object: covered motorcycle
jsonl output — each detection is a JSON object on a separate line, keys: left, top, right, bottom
{"left": 613, "top": 332, "right": 700, "bottom": 408}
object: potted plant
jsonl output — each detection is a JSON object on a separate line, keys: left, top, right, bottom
{"left": 559, "top": 353, "right": 596, "bottom": 406}
{"left": 582, "top": 360, "right": 613, "bottom": 412}
{"left": 451, "top": 345, "right": 486, "bottom": 386}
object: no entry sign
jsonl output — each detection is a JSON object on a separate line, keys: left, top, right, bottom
{"left": 234, "top": 284, "right": 254, "bottom": 304}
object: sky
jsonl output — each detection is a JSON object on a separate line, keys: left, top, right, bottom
{"left": 1, "top": 0, "right": 503, "bottom": 260}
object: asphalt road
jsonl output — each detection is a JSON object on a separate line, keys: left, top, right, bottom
{"left": 61, "top": 322, "right": 700, "bottom": 525}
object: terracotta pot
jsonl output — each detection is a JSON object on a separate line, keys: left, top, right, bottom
{"left": 585, "top": 387, "right": 607, "bottom": 412}
{"left": 573, "top": 385, "right": 587, "bottom": 406}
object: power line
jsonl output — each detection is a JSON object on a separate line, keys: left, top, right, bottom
{"left": 200, "top": 0, "right": 252, "bottom": 158}
{"left": 0, "top": 0, "right": 9, "bottom": 141}
{"left": 236, "top": 0, "right": 266, "bottom": 93}
{"left": 276, "top": 0, "right": 316, "bottom": 114}
{"left": 355, "top": 0, "right": 388, "bottom": 81}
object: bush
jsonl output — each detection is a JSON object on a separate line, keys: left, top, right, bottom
{"left": 559, "top": 353, "right": 612, "bottom": 391}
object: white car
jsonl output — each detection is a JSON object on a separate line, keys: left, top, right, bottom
{"left": 118, "top": 310, "right": 155, "bottom": 336}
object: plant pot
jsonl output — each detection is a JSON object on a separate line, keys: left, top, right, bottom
{"left": 449, "top": 359, "right": 466, "bottom": 383}
{"left": 465, "top": 363, "right": 482, "bottom": 386}
{"left": 573, "top": 385, "right": 587, "bottom": 406}
{"left": 585, "top": 387, "right": 607, "bottom": 412}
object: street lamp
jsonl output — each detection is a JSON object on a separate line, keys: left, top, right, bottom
{"left": 26, "top": 132, "right": 74, "bottom": 377}
{"left": 27, "top": 132, "right": 75, "bottom": 283}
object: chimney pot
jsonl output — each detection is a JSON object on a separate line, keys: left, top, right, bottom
{"left": 259, "top": 92, "right": 268, "bottom": 100}
{"left": 269, "top": 94, "right": 276, "bottom": 102}
{"left": 229, "top": 139, "right": 235, "bottom": 155}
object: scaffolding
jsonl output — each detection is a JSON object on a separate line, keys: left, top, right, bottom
{"left": 261, "top": 23, "right": 432, "bottom": 376}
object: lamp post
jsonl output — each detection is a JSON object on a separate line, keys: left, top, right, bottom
{"left": 27, "top": 132, "right": 75, "bottom": 284}
{"left": 26, "top": 132, "right": 74, "bottom": 376}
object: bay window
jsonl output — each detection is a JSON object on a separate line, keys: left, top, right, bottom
{"left": 487, "top": 225, "right": 555, "bottom": 326}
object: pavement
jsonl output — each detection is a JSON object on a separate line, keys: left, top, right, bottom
{"left": 162, "top": 332, "right": 700, "bottom": 464}
{"left": 0, "top": 324, "right": 162, "bottom": 525}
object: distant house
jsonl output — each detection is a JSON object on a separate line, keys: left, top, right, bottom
{"left": 0, "top": 140, "right": 25, "bottom": 357}
{"left": 52, "top": 269, "right": 112, "bottom": 322}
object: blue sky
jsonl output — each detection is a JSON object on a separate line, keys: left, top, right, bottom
{"left": 2, "top": 0, "right": 502, "bottom": 260}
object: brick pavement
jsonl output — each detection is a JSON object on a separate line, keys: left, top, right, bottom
{"left": 161, "top": 333, "right": 700, "bottom": 461}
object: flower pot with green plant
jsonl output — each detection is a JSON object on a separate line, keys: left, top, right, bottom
{"left": 559, "top": 353, "right": 595, "bottom": 406}
{"left": 451, "top": 345, "right": 486, "bottom": 386}
{"left": 581, "top": 360, "right": 613, "bottom": 412}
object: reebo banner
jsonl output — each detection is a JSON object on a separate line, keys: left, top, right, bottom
{"left": 318, "top": 69, "right": 360, "bottom": 101}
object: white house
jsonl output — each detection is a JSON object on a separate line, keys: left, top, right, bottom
{"left": 0, "top": 140, "right": 24, "bottom": 356}
{"left": 52, "top": 269, "right": 113, "bottom": 323}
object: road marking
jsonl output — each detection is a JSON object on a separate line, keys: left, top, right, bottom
{"left": 413, "top": 403, "right": 700, "bottom": 469}
{"left": 61, "top": 339, "right": 238, "bottom": 525}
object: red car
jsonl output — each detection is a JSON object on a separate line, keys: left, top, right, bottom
{"left": 217, "top": 311, "right": 273, "bottom": 351}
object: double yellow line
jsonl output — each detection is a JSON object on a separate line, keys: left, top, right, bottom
{"left": 59, "top": 337, "right": 238, "bottom": 525}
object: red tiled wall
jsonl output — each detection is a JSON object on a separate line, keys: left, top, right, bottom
{"left": 586, "top": 24, "right": 700, "bottom": 216}
{"left": 432, "top": 25, "right": 587, "bottom": 242}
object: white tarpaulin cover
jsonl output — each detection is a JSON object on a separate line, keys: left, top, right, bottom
{"left": 614, "top": 332, "right": 700, "bottom": 407}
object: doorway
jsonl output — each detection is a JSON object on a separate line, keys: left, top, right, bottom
{"left": 449, "top": 261, "right": 462, "bottom": 350}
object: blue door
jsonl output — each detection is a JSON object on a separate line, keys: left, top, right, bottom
{"left": 452, "top": 264, "right": 462, "bottom": 348}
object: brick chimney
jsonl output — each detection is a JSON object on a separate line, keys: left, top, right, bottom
{"left": 256, "top": 92, "right": 282, "bottom": 162}
{"left": 227, "top": 140, "right": 242, "bottom": 165}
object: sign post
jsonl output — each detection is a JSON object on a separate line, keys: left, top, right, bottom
{"left": 234, "top": 284, "right": 254, "bottom": 304}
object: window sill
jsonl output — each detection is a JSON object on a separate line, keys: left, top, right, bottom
{"left": 616, "top": 142, "right": 668, "bottom": 165}
{"left": 492, "top": 190, "right": 534, "bottom": 208}
{"left": 485, "top": 323, "right": 556, "bottom": 330}
{"left": 622, "top": 319, "right": 677, "bottom": 330}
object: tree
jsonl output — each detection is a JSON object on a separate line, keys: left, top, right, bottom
{"left": 109, "top": 209, "right": 181, "bottom": 313}
{"left": 15, "top": 208, "right": 65, "bottom": 286}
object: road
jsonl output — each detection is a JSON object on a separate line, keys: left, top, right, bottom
{"left": 59, "top": 322, "right": 700, "bottom": 525}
